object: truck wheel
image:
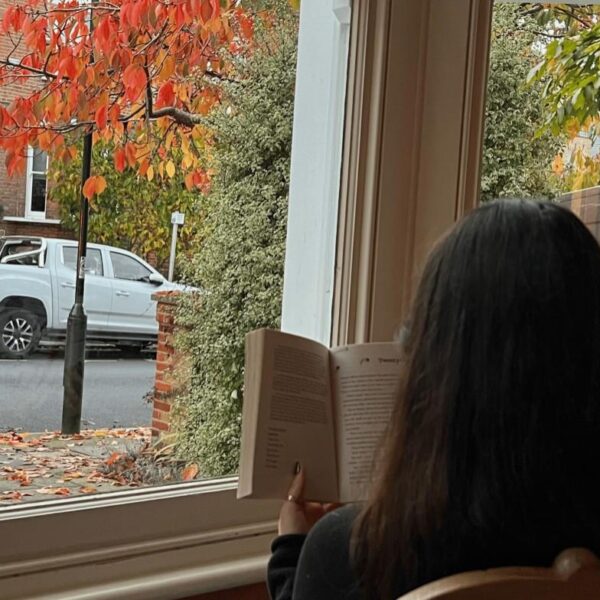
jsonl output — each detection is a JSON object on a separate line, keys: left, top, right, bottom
{"left": 0, "top": 309, "right": 42, "bottom": 359}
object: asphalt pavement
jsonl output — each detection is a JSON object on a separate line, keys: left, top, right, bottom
{"left": 0, "top": 349, "right": 154, "bottom": 432}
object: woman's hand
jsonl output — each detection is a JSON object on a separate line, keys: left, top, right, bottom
{"left": 278, "top": 464, "right": 341, "bottom": 535}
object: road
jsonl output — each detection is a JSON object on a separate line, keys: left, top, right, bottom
{"left": 0, "top": 350, "right": 154, "bottom": 432}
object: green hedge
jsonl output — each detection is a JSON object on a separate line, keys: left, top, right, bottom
{"left": 172, "top": 6, "right": 298, "bottom": 476}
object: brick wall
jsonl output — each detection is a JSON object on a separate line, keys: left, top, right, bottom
{"left": 151, "top": 291, "right": 182, "bottom": 436}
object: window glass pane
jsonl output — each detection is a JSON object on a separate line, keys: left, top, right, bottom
{"left": 32, "top": 148, "right": 47, "bottom": 174}
{"left": 0, "top": 1, "right": 350, "bottom": 508}
{"left": 63, "top": 247, "right": 104, "bottom": 276}
{"left": 110, "top": 252, "right": 151, "bottom": 280}
{"left": 30, "top": 174, "right": 46, "bottom": 213}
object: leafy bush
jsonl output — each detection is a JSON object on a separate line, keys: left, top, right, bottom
{"left": 172, "top": 5, "right": 298, "bottom": 475}
{"left": 481, "top": 4, "right": 566, "bottom": 202}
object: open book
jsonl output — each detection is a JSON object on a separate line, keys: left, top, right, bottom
{"left": 237, "top": 329, "right": 402, "bottom": 503}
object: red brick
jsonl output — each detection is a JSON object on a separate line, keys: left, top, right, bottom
{"left": 155, "top": 380, "right": 172, "bottom": 394}
{"left": 154, "top": 400, "right": 171, "bottom": 412}
{"left": 152, "top": 409, "right": 170, "bottom": 422}
{"left": 156, "top": 351, "right": 170, "bottom": 363}
{"left": 152, "top": 420, "right": 170, "bottom": 432}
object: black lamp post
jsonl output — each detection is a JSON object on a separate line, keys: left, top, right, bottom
{"left": 61, "top": 132, "right": 92, "bottom": 435}
{"left": 61, "top": 1, "right": 96, "bottom": 435}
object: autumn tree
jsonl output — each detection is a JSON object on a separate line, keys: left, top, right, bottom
{"left": 49, "top": 139, "right": 201, "bottom": 268}
{"left": 0, "top": 0, "right": 256, "bottom": 196}
{"left": 481, "top": 3, "right": 565, "bottom": 202}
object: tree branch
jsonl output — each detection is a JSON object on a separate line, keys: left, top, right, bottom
{"left": 149, "top": 106, "right": 203, "bottom": 127}
{"left": 0, "top": 59, "right": 58, "bottom": 80}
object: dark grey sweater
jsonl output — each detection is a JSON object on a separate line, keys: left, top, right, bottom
{"left": 267, "top": 505, "right": 363, "bottom": 600}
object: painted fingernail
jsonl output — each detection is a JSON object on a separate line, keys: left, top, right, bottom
{"left": 294, "top": 461, "right": 301, "bottom": 474}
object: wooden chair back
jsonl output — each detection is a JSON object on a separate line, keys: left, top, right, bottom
{"left": 399, "top": 548, "right": 600, "bottom": 600}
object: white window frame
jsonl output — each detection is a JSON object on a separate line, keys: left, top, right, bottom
{"left": 0, "top": 1, "right": 496, "bottom": 597}
{"left": 24, "top": 146, "right": 49, "bottom": 220}
{"left": 0, "top": 2, "right": 355, "bottom": 598}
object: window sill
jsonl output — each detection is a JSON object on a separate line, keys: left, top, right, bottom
{"left": 0, "top": 478, "right": 279, "bottom": 599}
{"left": 2, "top": 216, "right": 61, "bottom": 225}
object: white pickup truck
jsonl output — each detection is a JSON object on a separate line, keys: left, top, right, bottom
{"left": 0, "top": 236, "right": 182, "bottom": 358}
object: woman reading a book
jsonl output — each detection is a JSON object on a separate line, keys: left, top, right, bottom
{"left": 267, "top": 199, "right": 600, "bottom": 600}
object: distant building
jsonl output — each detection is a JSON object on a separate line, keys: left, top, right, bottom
{"left": 0, "top": 0, "right": 70, "bottom": 239}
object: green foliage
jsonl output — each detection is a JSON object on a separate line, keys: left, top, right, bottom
{"left": 172, "top": 5, "right": 298, "bottom": 475}
{"left": 481, "top": 4, "right": 566, "bottom": 202}
{"left": 49, "top": 143, "right": 201, "bottom": 269}
{"left": 530, "top": 24, "right": 600, "bottom": 136}
{"left": 524, "top": 3, "right": 600, "bottom": 136}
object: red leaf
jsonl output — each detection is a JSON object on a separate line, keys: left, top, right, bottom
{"left": 156, "top": 82, "right": 175, "bottom": 108}
{"left": 105, "top": 451, "right": 122, "bottom": 466}
{"left": 200, "top": 0, "right": 214, "bottom": 23}
{"left": 114, "top": 147, "right": 126, "bottom": 173}
{"left": 122, "top": 64, "right": 147, "bottom": 102}
{"left": 95, "top": 105, "right": 107, "bottom": 130}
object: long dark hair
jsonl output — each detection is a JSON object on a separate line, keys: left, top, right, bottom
{"left": 353, "top": 199, "right": 600, "bottom": 599}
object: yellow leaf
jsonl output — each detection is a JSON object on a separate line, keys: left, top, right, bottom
{"left": 166, "top": 160, "right": 176, "bottom": 178}
{"left": 147, "top": 165, "right": 155, "bottom": 181}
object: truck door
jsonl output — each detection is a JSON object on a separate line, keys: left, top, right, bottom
{"left": 56, "top": 245, "right": 113, "bottom": 331}
{"left": 106, "top": 251, "right": 162, "bottom": 335}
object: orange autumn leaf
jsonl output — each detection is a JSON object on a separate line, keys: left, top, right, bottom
{"left": 82, "top": 175, "right": 108, "bottom": 200}
{"left": 95, "top": 104, "right": 108, "bottom": 130}
{"left": 182, "top": 464, "right": 199, "bottom": 481}
{"left": 105, "top": 452, "right": 122, "bottom": 466}
{"left": 122, "top": 64, "right": 147, "bottom": 102}
{"left": 114, "top": 147, "right": 127, "bottom": 173}
{"left": 79, "top": 486, "right": 98, "bottom": 494}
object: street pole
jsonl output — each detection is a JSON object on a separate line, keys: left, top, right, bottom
{"left": 168, "top": 223, "right": 178, "bottom": 282}
{"left": 61, "top": 133, "right": 92, "bottom": 435}
{"left": 61, "top": 0, "right": 96, "bottom": 435}
{"left": 168, "top": 211, "right": 185, "bottom": 281}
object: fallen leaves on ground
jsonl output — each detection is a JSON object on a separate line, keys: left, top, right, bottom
{"left": 0, "top": 428, "right": 152, "bottom": 504}
{"left": 1, "top": 490, "right": 32, "bottom": 501}
{"left": 36, "top": 487, "right": 71, "bottom": 496}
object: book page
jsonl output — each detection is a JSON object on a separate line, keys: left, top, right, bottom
{"left": 238, "top": 329, "right": 339, "bottom": 502}
{"left": 330, "top": 343, "right": 402, "bottom": 502}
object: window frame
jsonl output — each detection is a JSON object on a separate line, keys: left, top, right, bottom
{"left": 0, "top": 1, "right": 494, "bottom": 597}
{"left": 24, "top": 146, "right": 49, "bottom": 220}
